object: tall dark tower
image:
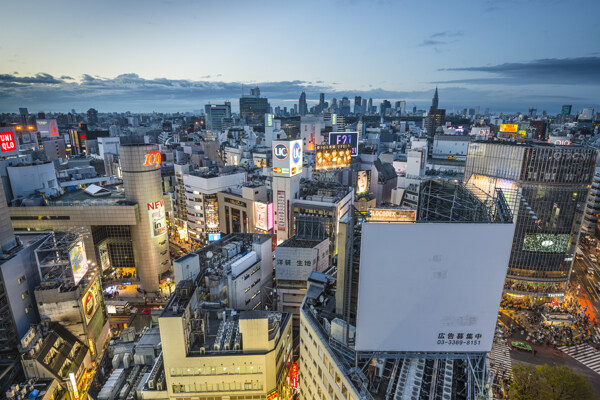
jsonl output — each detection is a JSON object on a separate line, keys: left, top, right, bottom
{"left": 432, "top": 86, "right": 439, "bottom": 110}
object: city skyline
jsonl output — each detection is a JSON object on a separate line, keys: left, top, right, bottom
{"left": 1, "top": 0, "right": 599, "bottom": 113}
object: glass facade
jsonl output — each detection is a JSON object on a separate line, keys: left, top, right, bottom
{"left": 465, "top": 142, "right": 597, "bottom": 299}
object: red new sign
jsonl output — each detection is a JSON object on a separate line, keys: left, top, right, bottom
{"left": 144, "top": 150, "right": 162, "bottom": 167}
{"left": 0, "top": 131, "right": 16, "bottom": 153}
{"left": 147, "top": 200, "right": 164, "bottom": 210}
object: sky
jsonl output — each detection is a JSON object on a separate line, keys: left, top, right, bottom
{"left": 0, "top": 0, "right": 599, "bottom": 114}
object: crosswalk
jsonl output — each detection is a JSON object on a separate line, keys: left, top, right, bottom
{"left": 559, "top": 344, "right": 600, "bottom": 374}
{"left": 488, "top": 342, "right": 513, "bottom": 380}
{"left": 593, "top": 327, "right": 600, "bottom": 344}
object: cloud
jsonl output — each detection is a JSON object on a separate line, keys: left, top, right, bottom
{"left": 419, "top": 31, "right": 462, "bottom": 47}
{"left": 439, "top": 57, "right": 600, "bottom": 85}
{"left": 0, "top": 71, "right": 596, "bottom": 113}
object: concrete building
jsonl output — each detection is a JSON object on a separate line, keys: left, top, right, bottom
{"left": 239, "top": 87, "right": 270, "bottom": 124}
{"left": 41, "top": 137, "right": 67, "bottom": 160}
{"left": 583, "top": 169, "right": 600, "bottom": 233}
{"left": 217, "top": 182, "right": 270, "bottom": 235}
{"left": 432, "top": 134, "right": 471, "bottom": 161}
{"left": 182, "top": 168, "right": 247, "bottom": 244}
{"left": 275, "top": 236, "right": 329, "bottom": 324}
{"left": 172, "top": 233, "right": 274, "bottom": 311}
{"left": 20, "top": 322, "right": 91, "bottom": 400}
{"left": 159, "top": 282, "right": 293, "bottom": 399}
{"left": 204, "top": 103, "right": 231, "bottom": 133}
{"left": 97, "top": 137, "right": 120, "bottom": 159}
{"left": 292, "top": 180, "right": 353, "bottom": 255}
{"left": 7, "top": 162, "right": 60, "bottom": 200}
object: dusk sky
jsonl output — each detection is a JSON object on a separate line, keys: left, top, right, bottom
{"left": 1, "top": 0, "right": 599, "bottom": 113}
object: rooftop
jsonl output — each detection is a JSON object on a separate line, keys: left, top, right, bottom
{"left": 47, "top": 186, "right": 133, "bottom": 206}
{"left": 278, "top": 236, "right": 327, "bottom": 249}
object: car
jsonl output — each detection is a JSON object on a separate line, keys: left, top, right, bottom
{"left": 591, "top": 255, "right": 598, "bottom": 263}
{"left": 576, "top": 255, "right": 584, "bottom": 261}
{"left": 511, "top": 341, "right": 532, "bottom": 352}
{"left": 588, "top": 266, "right": 595, "bottom": 275}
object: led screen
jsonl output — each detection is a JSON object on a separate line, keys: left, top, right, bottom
{"left": 523, "top": 233, "right": 570, "bottom": 253}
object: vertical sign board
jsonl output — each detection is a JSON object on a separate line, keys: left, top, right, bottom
{"left": 0, "top": 130, "right": 18, "bottom": 156}
{"left": 69, "top": 242, "right": 89, "bottom": 285}
{"left": 82, "top": 280, "right": 101, "bottom": 326}
{"left": 36, "top": 119, "right": 59, "bottom": 137}
{"left": 329, "top": 132, "right": 358, "bottom": 156}
{"left": 290, "top": 363, "right": 298, "bottom": 388}
{"left": 356, "top": 170, "right": 370, "bottom": 194}
{"left": 147, "top": 200, "right": 167, "bottom": 238}
{"left": 267, "top": 202, "right": 274, "bottom": 230}
{"left": 254, "top": 202, "right": 269, "bottom": 231}
{"left": 277, "top": 191, "right": 286, "bottom": 230}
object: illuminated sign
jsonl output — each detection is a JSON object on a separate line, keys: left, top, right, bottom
{"left": 331, "top": 113, "right": 337, "bottom": 125}
{"left": 329, "top": 132, "right": 358, "bottom": 156}
{"left": 290, "top": 363, "right": 298, "bottom": 388}
{"left": 147, "top": 200, "right": 167, "bottom": 237}
{"left": 254, "top": 202, "right": 270, "bottom": 231}
{"left": 36, "top": 119, "right": 59, "bottom": 137}
{"left": 277, "top": 191, "right": 286, "bottom": 230}
{"left": 518, "top": 130, "right": 527, "bottom": 137}
{"left": 82, "top": 280, "right": 101, "bottom": 326}
{"left": 69, "top": 242, "right": 89, "bottom": 285}
{"left": 206, "top": 197, "right": 219, "bottom": 229}
{"left": 470, "top": 127, "right": 491, "bottom": 136}
{"left": 0, "top": 131, "right": 17, "bottom": 153}
{"left": 267, "top": 113, "right": 273, "bottom": 127}
{"left": 500, "top": 124, "right": 518, "bottom": 133}
{"left": 315, "top": 144, "right": 352, "bottom": 170}
{"left": 273, "top": 143, "right": 289, "bottom": 161}
{"left": 208, "top": 233, "right": 221, "bottom": 241}
{"left": 267, "top": 202, "right": 274, "bottom": 230}
{"left": 367, "top": 208, "right": 416, "bottom": 222}
{"left": 267, "top": 392, "right": 278, "bottom": 400}
{"left": 69, "top": 372, "right": 80, "bottom": 400}
{"left": 523, "top": 233, "right": 570, "bottom": 253}
{"left": 549, "top": 136, "right": 571, "bottom": 146}
{"left": 357, "top": 170, "right": 370, "bottom": 194}
{"left": 273, "top": 140, "right": 302, "bottom": 177}
{"left": 143, "top": 150, "right": 162, "bottom": 167}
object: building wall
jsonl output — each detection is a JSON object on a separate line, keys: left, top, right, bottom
{"left": 299, "top": 309, "right": 359, "bottom": 400}
{"left": 7, "top": 162, "right": 60, "bottom": 199}
{"left": 273, "top": 175, "right": 301, "bottom": 244}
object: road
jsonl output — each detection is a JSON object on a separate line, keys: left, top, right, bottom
{"left": 571, "top": 246, "right": 600, "bottom": 324}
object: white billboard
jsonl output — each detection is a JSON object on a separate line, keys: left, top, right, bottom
{"left": 36, "top": 119, "right": 59, "bottom": 138}
{"left": 69, "top": 241, "right": 89, "bottom": 285}
{"left": 147, "top": 200, "right": 167, "bottom": 238}
{"left": 272, "top": 139, "right": 302, "bottom": 177}
{"left": 254, "top": 202, "right": 269, "bottom": 231}
{"left": 355, "top": 222, "right": 514, "bottom": 353}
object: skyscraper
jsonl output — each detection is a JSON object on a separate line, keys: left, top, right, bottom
{"left": 426, "top": 87, "right": 445, "bottom": 139}
{"left": 87, "top": 108, "right": 98, "bottom": 126}
{"left": 204, "top": 102, "right": 231, "bottom": 132}
{"left": 318, "top": 93, "right": 325, "bottom": 113}
{"left": 367, "top": 98, "right": 373, "bottom": 115}
{"left": 299, "top": 91, "right": 308, "bottom": 116}
{"left": 353, "top": 96, "right": 362, "bottom": 115}
{"left": 432, "top": 86, "right": 439, "bottom": 109}
{"left": 239, "top": 86, "right": 270, "bottom": 123}
{"left": 464, "top": 142, "right": 598, "bottom": 302}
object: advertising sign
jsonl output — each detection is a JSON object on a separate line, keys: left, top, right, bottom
{"left": 561, "top": 105, "right": 572, "bottom": 115}
{"left": 329, "top": 132, "right": 358, "bottom": 156}
{"left": 500, "top": 124, "right": 518, "bottom": 133}
{"left": 0, "top": 130, "right": 17, "bottom": 154}
{"left": 272, "top": 139, "right": 302, "bottom": 177}
{"left": 254, "top": 202, "right": 270, "bottom": 231}
{"left": 36, "top": 119, "right": 59, "bottom": 137}
{"left": 315, "top": 144, "right": 351, "bottom": 170}
{"left": 549, "top": 136, "right": 571, "bottom": 146}
{"left": 267, "top": 392, "right": 278, "bottom": 400}
{"left": 470, "top": 127, "right": 491, "bottom": 137}
{"left": 357, "top": 170, "right": 370, "bottom": 194}
{"left": 366, "top": 208, "right": 416, "bottom": 222}
{"left": 143, "top": 150, "right": 162, "bottom": 167}
{"left": 69, "top": 241, "right": 89, "bottom": 285}
{"left": 267, "top": 202, "right": 274, "bottom": 230}
{"left": 208, "top": 233, "right": 221, "bottom": 241}
{"left": 267, "top": 113, "right": 273, "bottom": 127}
{"left": 290, "top": 363, "right": 298, "bottom": 388}
{"left": 277, "top": 191, "right": 286, "bottom": 230}
{"left": 82, "top": 280, "right": 101, "bottom": 326}
{"left": 147, "top": 200, "right": 167, "bottom": 238}
{"left": 518, "top": 130, "right": 527, "bottom": 137}
{"left": 205, "top": 197, "right": 219, "bottom": 229}
{"left": 355, "top": 222, "right": 515, "bottom": 353}
{"left": 99, "top": 243, "right": 111, "bottom": 271}
{"left": 523, "top": 233, "right": 570, "bottom": 253}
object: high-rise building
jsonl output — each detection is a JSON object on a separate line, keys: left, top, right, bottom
{"left": 298, "top": 91, "right": 308, "bottom": 116}
{"left": 426, "top": 87, "right": 445, "bottom": 139}
{"left": 353, "top": 96, "right": 362, "bottom": 115}
{"left": 464, "top": 142, "right": 598, "bottom": 301}
{"left": 239, "top": 86, "right": 270, "bottom": 123}
{"left": 361, "top": 98, "right": 367, "bottom": 115}
{"left": 86, "top": 108, "right": 98, "bottom": 126}
{"left": 120, "top": 144, "right": 171, "bottom": 292}
{"left": 432, "top": 86, "right": 439, "bottom": 109}
{"left": 367, "top": 98, "right": 373, "bottom": 115}
{"left": 204, "top": 102, "right": 231, "bottom": 132}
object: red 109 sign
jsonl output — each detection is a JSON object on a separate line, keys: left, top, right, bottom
{"left": 0, "top": 131, "right": 16, "bottom": 153}
{"left": 144, "top": 150, "right": 162, "bottom": 166}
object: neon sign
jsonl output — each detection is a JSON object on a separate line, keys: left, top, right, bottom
{"left": 0, "top": 131, "right": 16, "bottom": 152}
{"left": 144, "top": 150, "right": 162, "bottom": 166}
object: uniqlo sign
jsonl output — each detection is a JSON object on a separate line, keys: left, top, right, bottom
{"left": 0, "top": 131, "right": 17, "bottom": 153}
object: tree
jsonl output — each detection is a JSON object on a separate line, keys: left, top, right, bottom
{"left": 509, "top": 363, "right": 594, "bottom": 400}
